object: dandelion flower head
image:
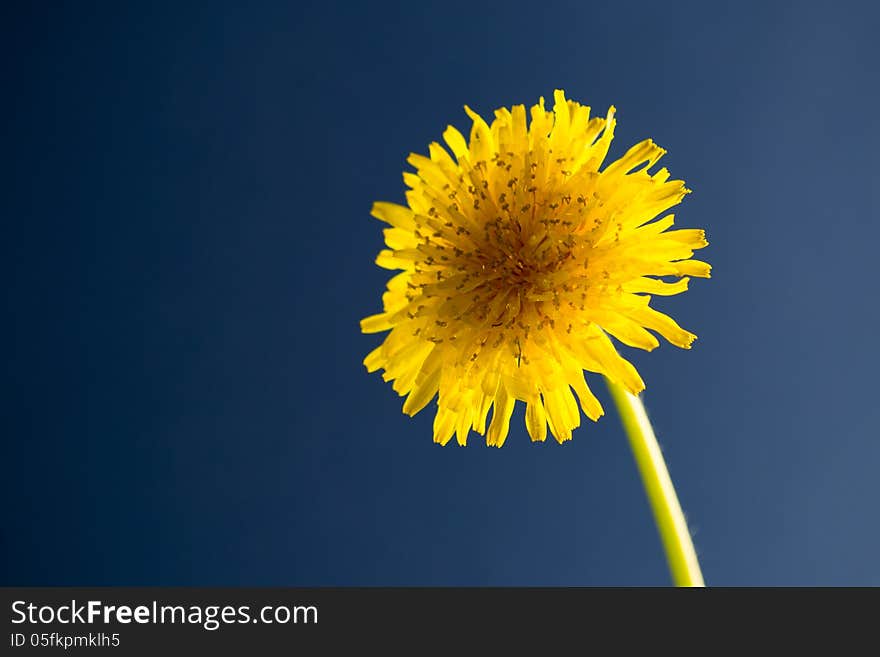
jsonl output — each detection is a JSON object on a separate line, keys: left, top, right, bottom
{"left": 361, "top": 90, "right": 710, "bottom": 447}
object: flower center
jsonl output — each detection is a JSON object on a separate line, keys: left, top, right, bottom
{"left": 430, "top": 210, "right": 585, "bottom": 341}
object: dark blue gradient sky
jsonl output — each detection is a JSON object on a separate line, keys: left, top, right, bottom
{"left": 3, "top": 0, "right": 879, "bottom": 585}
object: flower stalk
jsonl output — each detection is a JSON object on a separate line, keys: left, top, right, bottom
{"left": 605, "top": 378, "right": 705, "bottom": 587}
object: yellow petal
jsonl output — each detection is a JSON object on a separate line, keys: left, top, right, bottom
{"left": 525, "top": 398, "right": 547, "bottom": 442}
{"left": 433, "top": 407, "right": 456, "bottom": 445}
{"left": 674, "top": 259, "right": 712, "bottom": 278}
{"left": 623, "top": 276, "right": 690, "bottom": 296}
{"left": 371, "top": 201, "right": 416, "bottom": 230}
{"left": 486, "top": 385, "right": 515, "bottom": 447}
{"left": 625, "top": 306, "right": 697, "bottom": 349}
{"left": 360, "top": 313, "right": 395, "bottom": 334}
{"left": 402, "top": 366, "right": 441, "bottom": 416}
{"left": 442, "top": 125, "right": 469, "bottom": 161}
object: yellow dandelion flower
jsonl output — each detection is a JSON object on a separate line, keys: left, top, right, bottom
{"left": 361, "top": 90, "right": 710, "bottom": 447}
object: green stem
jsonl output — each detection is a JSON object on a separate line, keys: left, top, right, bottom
{"left": 605, "top": 378, "right": 705, "bottom": 587}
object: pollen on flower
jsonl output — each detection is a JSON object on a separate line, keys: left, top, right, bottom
{"left": 361, "top": 90, "right": 710, "bottom": 447}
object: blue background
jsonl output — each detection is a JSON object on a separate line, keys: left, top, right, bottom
{"left": 3, "top": 0, "right": 879, "bottom": 586}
